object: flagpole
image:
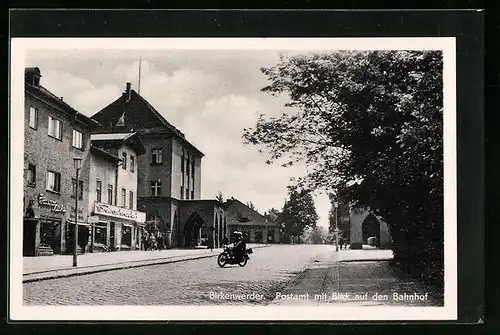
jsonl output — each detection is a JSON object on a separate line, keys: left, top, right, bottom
{"left": 138, "top": 56, "right": 142, "bottom": 95}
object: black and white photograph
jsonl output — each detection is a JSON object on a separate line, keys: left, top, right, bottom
{"left": 10, "top": 37, "right": 457, "bottom": 321}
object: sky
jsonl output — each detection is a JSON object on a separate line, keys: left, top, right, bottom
{"left": 25, "top": 47, "right": 332, "bottom": 228}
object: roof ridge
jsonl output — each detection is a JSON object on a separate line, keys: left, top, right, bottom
{"left": 133, "top": 90, "right": 185, "bottom": 138}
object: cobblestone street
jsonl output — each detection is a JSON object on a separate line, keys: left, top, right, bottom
{"left": 23, "top": 245, "right": 335, "bottom": 305}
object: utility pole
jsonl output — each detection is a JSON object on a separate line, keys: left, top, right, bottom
{"left": 73, "top": 157, "right": 82, "bottom": 267}
{"left": 334, "top": 201, "right": 339, "bottom": 252}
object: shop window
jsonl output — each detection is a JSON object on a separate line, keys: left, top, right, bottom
{"left": 94, "top": 226, "right": 107, "bottom": 245}
{"left": 46, "top": 170, "right": 61, "bottom": 193}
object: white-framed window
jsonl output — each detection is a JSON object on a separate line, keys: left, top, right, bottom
{"left": 72, "top": 129, "right": 84, "bottom": 149}
{"left": 121, "top": 188, "right": 126, "bottom": 207}
{"left": 152, "top": 148, "right": 162, "bottom": 164}
{"left": 48, "top": 116, "right": 62, "bottom": 140}
{"left": 122, "top": 152, "right": 127, "bottom": 170}
{"left": 129, "top": 190, "right": 134, "bottom": 209}
{"left": 46, "top": 170, "right": 61, "bottom": 193}
{"left": 151, "top": 180, "right": 161, "bottom": 196}
{"left": 107, "top": 184, "right": 113, "bottom": 205}
{"left": 29, "top": 106, "right": 38, "bottom": 129}
{"left": 96, "top": 180, "right": 102, "bottom": 202}
{"left": 130, "top": 155, "right": 135, "bottom": 173}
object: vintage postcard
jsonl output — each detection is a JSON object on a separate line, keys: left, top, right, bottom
{"left": 10, "top": 37, "right": 457, "bottom": 321}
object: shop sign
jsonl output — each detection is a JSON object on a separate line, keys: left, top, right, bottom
{"left": 94, "top": 202, "right": 146, "bottom": 222}
{"left": 69, "top": 206, "right": 86, "bottom": 222}
{"left": 38, "top": 193, "right": 67, "bottom": 213}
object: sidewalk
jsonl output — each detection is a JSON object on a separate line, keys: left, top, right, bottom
{"left": 271, "top": 248, "right": 443, "bottom": 306}
{"left": 23, "top": 244, "right": 268, "bottom": 283}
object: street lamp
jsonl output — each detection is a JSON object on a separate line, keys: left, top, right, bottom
{"left": 334, "top": 201, "right": 339, "bottom": 252}
{"left": 265, "top": 219, "right": 268, "bottom": 246}
{"left": 73, "top": 157, "right": 82, "bottom": 267}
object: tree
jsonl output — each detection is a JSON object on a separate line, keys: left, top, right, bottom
{"left": 281, "top": 187, "right": 319, "bottom": 242}
{"left": 302, "top": 226, "right": 328, "bottom": 244}
{"left": 243, "top": 51, "right": 444, "bottom": 287}
{"left": 246, "top": 201, "right": 257, "bottom": 211}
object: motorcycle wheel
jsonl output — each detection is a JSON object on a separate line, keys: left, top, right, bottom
{"left": 238, "top": 257, "right": 248, "bottom": 267}
{"left": 217, "top": 253, "right": 227, "bottom": 267}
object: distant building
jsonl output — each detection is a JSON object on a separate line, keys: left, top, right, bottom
{"left": 87, "top": 132, "right": 147, "bottom": 251}
{"left": 349, "top": 208, "right": 392, "bottom": 249}
{"left": 90, "top": 83, "right": 226, "bottom": 248}
{"left": 225, "top": 199, "right": 281, "bottom": 243}
{"left": 23, "top": 67, "right": 100, "bottom": 256}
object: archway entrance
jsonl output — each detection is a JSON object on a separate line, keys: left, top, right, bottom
{"left": 183, "top": 212, "right": 204, "bottom": 248}
{"left": 362, "top": 213, "right": 381, "bottom": 248}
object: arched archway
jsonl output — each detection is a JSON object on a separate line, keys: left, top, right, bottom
{"left": 183, "top": 212, "right": 204, "bottom": 248}
{"left": 362, "top": 213, "right": 381, "bottom": 248}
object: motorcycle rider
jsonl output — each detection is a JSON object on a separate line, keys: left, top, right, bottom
{"left": 232, "top": 231, "right": 246, "bottom": 261}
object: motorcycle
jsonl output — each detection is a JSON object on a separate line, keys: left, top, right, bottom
{"left": 217, "top": 245, "right": 253, "bottom": 267}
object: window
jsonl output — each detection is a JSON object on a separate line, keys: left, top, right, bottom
{"left": 72, "top": 129, "right": 84, "bottom": 149}
{"left": 122, "top": 152, "right": 127, "bottom": 170}
{"left": 27, "top": 164, "right": 36, "bottom": 187}
{"left": 48, "top": 116, "right": 62, "bottom": 140}
{"left": 180, "top": 186, "right": 184, "bottom": 200}
{"left": 151, "top": 180, "right": 161, "bottom": 196}
{"left": 129, "top": 191, "right": 134, "bottom": 209}
{"left": 96, "top": 180, "right": 102, "bottom": 202}
{"left": 46, "top": 171, "right": 61, "bottom": 193}
{"left": 186, "top": 188, "right": 189, "bottom": 200}
{"left": 107, "top": 184, "right": 113, "bottom": 205}
{"left": 72, "top": 178, "right": 83, "bottom": 200}
{"left": 191, "top": 190, "right": 194, "bottom": 200}
{"left": 186, "top": 154, "right": 190, "bottom": 176}
{"left": 152, "top": 148, "right": 162, "bottom": 164}
{"left": 29, "top": 106, "right": 38, "bottom": 129}
{"left": 191, "top": 159, "right": 195, "bottom": 179}
{"left": 130, "top": 155, "right": 135, "bottom": 173}
{"left": 181, "top": 150, "right": 185, "bottom": 172}
{"left": 121, "top": 188, "right": 126, "bottom": 207}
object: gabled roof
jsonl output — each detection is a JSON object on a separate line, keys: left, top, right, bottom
{"left": 90, "top": 88, "right": 204, "bottom": 157}
{"left": 25, "top": 67, "right": 102, "bottom": 129}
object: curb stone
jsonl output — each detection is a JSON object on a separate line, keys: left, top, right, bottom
{"left": 23, "top": 245, "right": 269, "bottom": 283}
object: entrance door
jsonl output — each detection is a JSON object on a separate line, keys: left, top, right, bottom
{"left": 23, "top": 219, "right": 37, "bottom": 256}
{"left": 110, "top": 222, "right": 115, "bottom": 249}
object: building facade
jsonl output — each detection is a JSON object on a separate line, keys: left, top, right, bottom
{"left": 87, "top": 133, "right": 147, "bottom": 251}
{"left": 23, "top": 67, "right": 100, "bottom": 256}
{"left": 225, "top": 199, "right": 281, "bottom": 243}
{"left": 90, "top": 83, "right": 223, "bottom": 248}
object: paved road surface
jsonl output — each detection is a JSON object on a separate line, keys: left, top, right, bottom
{"left": 24, "top": 244, "right": 335, "bottom": 305}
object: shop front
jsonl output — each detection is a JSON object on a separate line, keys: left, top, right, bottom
{"left": 91, "top": 201, "right": 146, "bottom": 252}
{"left": 23, "top": 193, "right": 68, "bottom": 256}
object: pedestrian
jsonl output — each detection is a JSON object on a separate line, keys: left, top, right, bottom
{"left": 158, "top": 233, "right": 164, "bottom": 251}
{"left": 149, "top": 233, "right": 156, "bottom": 251}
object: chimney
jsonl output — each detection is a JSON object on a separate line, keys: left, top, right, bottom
{"left": 125, "top": 82, "right": 131, "bottom": 101}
